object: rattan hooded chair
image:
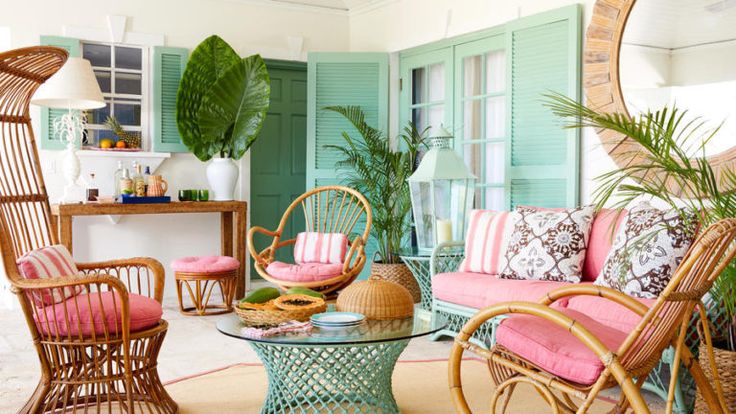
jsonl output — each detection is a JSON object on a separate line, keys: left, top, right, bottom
{"left": 0, "top": 47, "right": 177, "bottom": 413}
{"left": 449, "top": 219, "right": 736, "bottom": 414}
{"left": 248, "top": 185, "right": 371, "bottom": 295}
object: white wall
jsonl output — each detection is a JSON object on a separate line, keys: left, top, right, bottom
{"left": 0, "top": 0, "right": 350, "bottom": 302}
{"left": 349, "top": 0, "right": 617, "bottom": 206}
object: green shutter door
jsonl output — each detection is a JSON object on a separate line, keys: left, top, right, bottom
{"left": 39, "top": 36, "right": 81, "bottom": 150}
{"left": 306, "top": 52, "right": 389, "bottom": 277}
{"left": 152, "top": 46, "right": 189, "bottom": 152}
{"left": 505, "top": 5, "right": 581, "bottom": 208}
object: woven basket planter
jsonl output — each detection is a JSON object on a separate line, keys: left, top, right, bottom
{"left": 371, "top": 262, "right": 421, "bottom": 303}
{"left": 695, "top": 342, "right": 736, "bottom": 413}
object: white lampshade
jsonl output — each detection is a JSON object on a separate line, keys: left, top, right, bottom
{"left": 31, "top": 57, "right": 105, "bottom": 110}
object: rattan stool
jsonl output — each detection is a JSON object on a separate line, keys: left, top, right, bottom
{"left": 172, "top": 256, "right": 239, "bottom": 316}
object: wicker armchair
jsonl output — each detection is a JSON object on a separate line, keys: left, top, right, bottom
{"left": 248, "top": 185, "right": 371, "bottom": 295}
{"left": 0, "top": 47, "right": 176, "bottom": 413}
{"left": 449, "top": 219, "right": 736, "bottom": 414}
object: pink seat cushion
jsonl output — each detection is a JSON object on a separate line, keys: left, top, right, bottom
{"left": 458, "top": 210, "right": 513, "bottom": 275}
{"left": 432, "top": 272, "right": 572, "bottom": 309}
{"left": 34, "top": 292, "right": 163, "bottom": 337}
{"left": 171, "top": 256, "right": 240, "bottom": 273}
{"left": 582, "top": 209, "right": 627, "bottom": 281}
{"left": 265, "top": 261, "right": 344, "bottom": 282}
{"left": 496, "top": 307, "right": 633, "bottom": 385}
{"left": 564, "top": 292, "right": 654, "bottom": 332}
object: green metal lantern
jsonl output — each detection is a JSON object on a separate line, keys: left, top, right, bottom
{"left": 408, "top": 126, "right": 476, "bottom": 254}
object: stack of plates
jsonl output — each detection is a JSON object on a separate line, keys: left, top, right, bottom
{"left": 311, "top": 312, "right": 365, "bottom": 329}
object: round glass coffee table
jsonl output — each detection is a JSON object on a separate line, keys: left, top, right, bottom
{"left": 217, "top": 313, "right": 443, "bottom": 413}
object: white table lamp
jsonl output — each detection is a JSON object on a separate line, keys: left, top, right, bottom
{"left": 31, "top": 57, "right": 105, "bottom": 204}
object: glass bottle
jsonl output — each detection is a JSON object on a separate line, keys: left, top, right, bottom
{"left": 113, "top": 161, "right": 124, "bottom": 197}
{"left": 86, "top": 173, "right": 99, "bottom": 202}
{"left": 119, "top": 168, "right": 133, "bottom": 197}
{"left": 143, "top": 166, "right": 151, "bottom": 194}
{"left": 133, "top": 163, "right": 146, "bottom": 197}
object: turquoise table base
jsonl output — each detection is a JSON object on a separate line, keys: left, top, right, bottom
{"left": 250, "top": 340, "right": 408, "bottom": 413}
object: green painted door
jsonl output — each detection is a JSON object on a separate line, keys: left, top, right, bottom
{"left": 250, "top": 63, "right": 308, "bottom": 272}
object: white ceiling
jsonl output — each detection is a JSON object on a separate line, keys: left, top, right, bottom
{"left": 235, "top": 0, "right": 382, "bottom": 14}
{"left": 624, "top": 0, "right": 736, "bottom": 49}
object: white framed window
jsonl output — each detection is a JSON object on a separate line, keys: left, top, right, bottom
{"left": 82, "top": 41, "right": 149, "bottom": 149}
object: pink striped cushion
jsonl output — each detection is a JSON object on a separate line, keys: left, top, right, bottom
{"left": 293, "top": 232, "right": 348, "bottom": 264}
{"left": 16, "top": 245, "right": 82, "bottom": 306}
{"left": 458, "top": 210, "right": 514, "bottom": 275}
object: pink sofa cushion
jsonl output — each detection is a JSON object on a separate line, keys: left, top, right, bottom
{"left": 432, "top": 272, "right": 571, "bottom": 309}
{"left": 496, "top": 307, "right": 632, "bottom": 385}
{"left": 266, "top": 261, "right": 344, "bottom": 282}
{"left": 294, "top": 232, "right": 348, "bottom": 264}
{"left": 171, "top": 256, "right": 240, "bottom": 273}
{"left": 34, "top": 292, "right": 162, "bottom": 337}
{"left": 564, "top": 293, "right": 655, "bottom": 332}
{"left": 16, "top": 244, "right": 83, "bottom": 305}
{"left": 459, "top": 210, "right": 513, "bottom": 275}
{"left": 582, "top": 209, "right": 627, "bottom": 281}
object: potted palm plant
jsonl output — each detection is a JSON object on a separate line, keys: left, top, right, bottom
{"left": 176, "top": 35, "right": 270, "bottom": 200}
{"left": 546, "top": 92, "right": 736, "bottom": 412}
{"left": 324, "top": 106, "right": 427, "bottom": 301}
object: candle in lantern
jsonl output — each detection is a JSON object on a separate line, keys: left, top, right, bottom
{"left": 436, "top": 219, "right": 453, "bottom": 244}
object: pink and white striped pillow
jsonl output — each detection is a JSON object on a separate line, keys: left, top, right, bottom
{"left": 17, "top": 245, "right": 83, "bottom": 306}
{"left": 293, "top": 232, "right": 348, "bottom": 265}
{"left": 458, "top": 210, "right": 515, "bottom": 275}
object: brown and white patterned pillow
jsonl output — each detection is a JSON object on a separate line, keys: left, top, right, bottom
{"left": 594, "top": 203, "right": 697, "bottom": 299}
{"left": 498, "top": 205, "right": 595, "bottom": 282}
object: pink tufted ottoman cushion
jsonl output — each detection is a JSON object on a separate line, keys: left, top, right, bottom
{"left": 171, "top": 256, "right": 240, "bottom": 273}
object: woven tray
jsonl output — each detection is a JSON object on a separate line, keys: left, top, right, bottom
{"left": 234, "top": 303, "right": 327, "bottom": 327}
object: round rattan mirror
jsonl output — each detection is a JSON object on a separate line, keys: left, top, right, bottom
{"left": 585, "top": 0, "right": 736, "bottom": 194}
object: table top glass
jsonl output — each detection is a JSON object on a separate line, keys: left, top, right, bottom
{"left": 216, "top": 313, "right": 443, "bottom": 346}
{"left": 397, "top": 245, "right": 463, "bottom": 259}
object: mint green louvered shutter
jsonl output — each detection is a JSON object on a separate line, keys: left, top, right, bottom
{"left": 505, "top": 5, "right": 581, "bottom": 208}
{"left": 39, "top": 36, "right": 81, "bottom": 150}
{"left": 152, "top": 46, "right": 188, "bottom": 152}
{"left": 306, "top": 52, "right": 389, "bottom": 277}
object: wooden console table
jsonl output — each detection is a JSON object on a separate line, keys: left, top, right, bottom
{"left": 51, "top": 201, "right": 248, "bottom": 297}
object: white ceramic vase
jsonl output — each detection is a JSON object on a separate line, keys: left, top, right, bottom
{"left": 206, "top": 157, "right": 239, "bottom": 201}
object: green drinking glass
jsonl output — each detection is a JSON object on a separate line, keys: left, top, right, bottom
{"left": 197, "top": 189, "right": 209, "bottom": 202}
{"left": 178, "top": 189, "right": 191, "bottom": 202}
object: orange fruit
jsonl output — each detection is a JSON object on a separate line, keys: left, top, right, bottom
{"left": 99, "top": 139, "right": 113, "bottom": 149}
{"left": 115, "top": 140, "right": 127, "bottom": 149}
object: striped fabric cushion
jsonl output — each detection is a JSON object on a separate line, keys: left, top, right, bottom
{"left": 459, "top": 210, "right": 514, "bottom": 275}
{"left": 293, "top": 232, "right": 348, "bottom": 264}
{"left": 16, "top": 245, "right": 82, "bottom": 305}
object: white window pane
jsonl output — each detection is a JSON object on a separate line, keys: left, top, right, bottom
{"left": 485, "top": 187, "right": 505, "bottom": 211}
{"left": 485, "top": 142, "right": 504, "bottom": 184}
{"left": 463, "top": 143, "right": 482, "bottom": 184}
{"left": 114, "top": 102, "right": 141, "bottom": 126}
{"left": 428, "top": 105, "right": 444, "bottom": 133}
{"left": 412, "top": 67, "right": 425, "bottom": 105}
{"left": 463, "top": 55, "right": 482, "bottom": 97}
{"left": 428, "top": 63, "right": 445, "bottom": 102}
{"left": 83, "top": 43, "right": 111, "bottom": 67}
{"left": 463, "top": 100, "right": 481, "bottom": 140}
{"left": 89, "top": 101, "right": 111, "bottom": 125}
{"left": 412, "top": 107, "right": 426, "bottom": 131}
{"left": 115, "top": 46, "right": 142, "bottom": 70}
{"left": 94, "top": 70, "right": 111, "bottom": 94}
{"left": 485, "top": 96, "right": 505, "bottom": 139}
{"left": 486, "top": 50, "right": 506, "bottom": 94}
{"left": 115, "top": 72, "right": 142, "bottom": 95}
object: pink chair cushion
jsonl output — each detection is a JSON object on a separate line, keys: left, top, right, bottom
{"left": 496, "top": 307, "right": 633, "bottom": 385}
{"left": 34, "top": 292, "right": 163, "bottom": 337}
{"left": 16, "top": 244, "right": 83, "bottom": 305}
{"left": 582, "top": 209, "right": 627, "bottom": 281}
{"left": 171, "top": 256, "right": 240, "bottom": 273}
{"left": 266, "top": 261, "right": 344, "bottom": 282}
{"left": 431, "top": 272, "right": 572, "bottom": 309}
{"left": 564, "top": 293, "right": 654, "bottom": 332}
{"left": 458, "top": 210, "right": 513, "bottom": 275}
{"left": 293, "top": 232, "right": 348, "bottom": 264}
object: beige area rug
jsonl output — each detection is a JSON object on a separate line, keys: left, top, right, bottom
{"left": 165, "top": 359, "right": 620, "bottom": 413}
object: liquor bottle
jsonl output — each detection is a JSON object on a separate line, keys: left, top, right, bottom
{"left": 86, "top": 173, "right": 99, "bottom": 202}
{"left": 113, "top": 161, "right": 124, "bottom": 197}
{"left": 119, "top": 167, "right": 133, "bottom": 198}
{"left": 143, "top": 166, "right": 151, "bottom": 194}
{"left": 133, "top": 163, "right": 146, "bottom": 197}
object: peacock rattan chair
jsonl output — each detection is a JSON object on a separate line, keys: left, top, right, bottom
{"left": 0, "top": 47, "right": 177, "bottom": 413}
{"left": 449, "top": 218, "right": 736, "bottom": 414}
{"left": 248, "top": 185, "right": 372, "bottom": 295}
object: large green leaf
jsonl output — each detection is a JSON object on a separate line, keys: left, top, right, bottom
{"left": 198, "top": 55, "right": 271, "bottom": 160}
{"left": 176, "top": 35, "right": 240, "bottom": 161}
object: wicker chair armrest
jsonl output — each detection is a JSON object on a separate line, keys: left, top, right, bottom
{"left": 343, "top": 236, "right": 365, "bottom": 273}
{"left": 248, "top": 226, "right": 280, "bottom": 266}
{"left": 430, "top": 241, "right": 465, "bottom": 276}
{"left": 539, "top": 284, "right": 649, "bottom": 317}
{"left": 76, "top": 257, "right": 165, "bottom": 303}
